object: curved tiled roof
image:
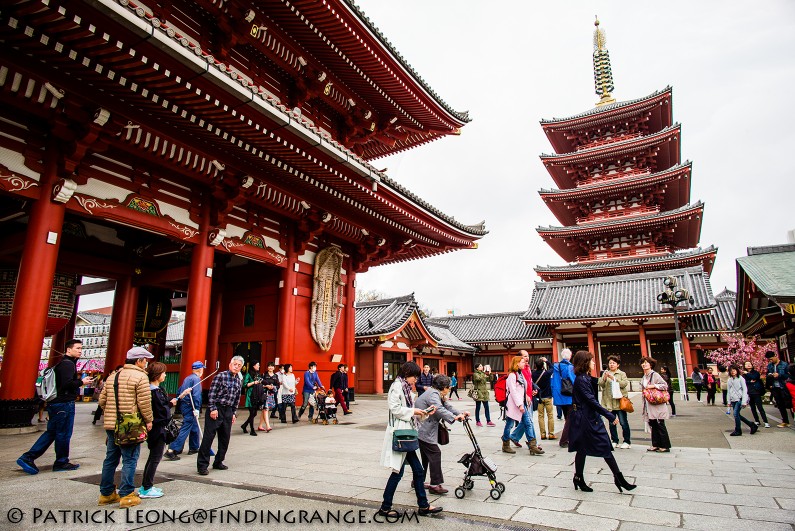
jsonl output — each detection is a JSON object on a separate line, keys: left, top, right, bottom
{"left": 535, "top": 246, "right": 717, "bottom": 273}
{"left": 540, "top": 87, "right": 672, "bottom": 125}
{"left": 523, "top": 266, "right": 715, "bottom": 322}
{"left": 540, "top": 124, "right": 680, "bottom": 161}
{"left": 428, "top": 312, "right": 549, "bottom": 343}
{"left": 425, "top": 322, "right": 476, "bottom": 352}
{"left": 342, "top": 0, "right": 471, "bottom": 123}
{"left": 689, "top": 289, "right": 736, "bottom": 334}
{"left": 355, "top": 294, "right": 418, "bottom": 337}
{"left": 381, "top": 174, "right": 488, "bottom": 236}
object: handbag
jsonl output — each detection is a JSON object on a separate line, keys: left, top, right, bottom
{"left": 557, "top": 364, "right": 573, "bottom": 396}
{"left": 467, "top": 386, "right": 476, "bottom": 400}
{"left": 619, "top": 396, "right": 634, "bottom": 413}
{"left": 113, "top": 373, "right": 148, "bottom": 446}
{"left": 164, "top": 417, "right": 181, "bottom": 444}
{"left": 389, "top": 412, "right": 419, "bottom": 452}
{"left": 437, "top": 421, "right": 450, "bottom": 446}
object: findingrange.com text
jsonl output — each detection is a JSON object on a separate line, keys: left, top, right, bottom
{"left": 6, "top": 508, "right": 420, "bottom": 526}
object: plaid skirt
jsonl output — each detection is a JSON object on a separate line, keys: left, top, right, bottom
{"left": 282, "top": 393, "right": 296, "bottom": 405}
{"left": 265, "top": 393, "right": 276, "bottom": 410}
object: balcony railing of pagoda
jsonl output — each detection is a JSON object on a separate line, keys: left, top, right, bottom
{"left": 576, "top": 168, "right": 650, "bottom": 187}
{"left": 581, "top": 246, "right": 671, "bottom": 262}
{"left": 576, "top": 205, "right": 660, "bottom": 224}
{"left": 576, "top": 132, "right": 642, "bottom": 151}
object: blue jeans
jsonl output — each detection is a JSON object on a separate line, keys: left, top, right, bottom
{"left": 100, "top": 430, "right": 141, "bottom": 497}
{"left": 381, "top": 450, "right": 429, "bottom": 511}
{"left": 502, "top": 409, "right": 534, "bottom": 442}
{"left": 22, "top": 401, "right": 75, "bottom": 468}
{"left": 300, "top": 392, "right": 315, "bottom": 419}
{"left": 609, "top": 410, "right": 631, "bottom": 444}
{"left": 169, "top": 409, "right": 200, "bottom": 453}
{"left": 731, "top": 401, "right": 755, "bottom": 434}
{"left": 475, "top": 401, "right": 491, "bottom": 423}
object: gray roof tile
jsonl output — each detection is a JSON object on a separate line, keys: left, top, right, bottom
{"left": 355, "top": 294, "right": 419, "bottom": 337}
{"left": 535, "top": 246, "right": 717, "bottom": 273}
{"left": 425, "top": 322, "right": 476, "bottom": 352}
{"left": 540, "top": 87, "right": 672, "bottom": 124}
{"left": 428, "top": 312, "right": 549, "bottom": 343}
{"left": 689, "top": 289, "right": 736, "bottom": 333}
{"left": 523, "top": 266, "right": 716, "bottom": 322}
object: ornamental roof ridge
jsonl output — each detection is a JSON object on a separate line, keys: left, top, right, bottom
{"left": 354, "top": 293, "right": 416, "bottom": 309}
{"left": 538, "top": 161, "right": 692, "bottom": 195}
{"left": 536, "top": 201, "right": 703, "bottom": 232}
{"left": 531, "top": 264, "right": 707, "bottom": 289}
{"left": 424, "top": 321, "right": 477, "bottom": 352}
{"left": 715, "top": 288, "right": 737, "bottom": 300}
{"left": 534, "top": 245, "right": 717, "bottom": 272}
{"left": 379, "top": 174, "right": 488, "bottom": 236}
{"left": 427, "top": 310, "right": 527, "bottom": 322}
{"left": 341, "top": 0, "right": 471, "bottom": 124}
{"left": 540, "top": 123, "right": 681, "bottom": 159}
{"left": 539, "top": 86, "right": 673, "bottom": 125}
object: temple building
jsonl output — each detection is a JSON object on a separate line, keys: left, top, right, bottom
{"left": 522, "top": 19, "right": 730, "bottom": 377}
{"left": 0, "top": 0, "right": 486, "bottom": 426}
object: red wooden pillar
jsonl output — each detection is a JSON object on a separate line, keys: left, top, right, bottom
{"left": 276, "top": 232, "right": 297, "bottom": 365}
{"left": 374, "top": 344, "right": 384, "bottom": 394}
{"left": 637, "top": 320, "right": 648, "bottom": 358}
{"left": 105, "top": 277, "right": 135, "bottom": 375}
{"left": 682, "top": 330, "right": 694, "bottom": 374}
{"left": 179, "top": 203, "right": 215, "bottom": 381}
{"left": 344, "top": 268, "right": 356, "bottom": 390}
{"left": 205, "top": 285, "right": 224, "bottom": 371}
{"left": 549, "top": 326, "right": 559, "bottom": 362}
{"left": 586, "top": 324, "right": 597, "bottom": 376}
{"left": 0, "top": 146, "right": 66, "bottom": 401}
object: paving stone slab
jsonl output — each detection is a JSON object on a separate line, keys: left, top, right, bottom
{"left": 578, "top": 501, "right": 681, "bottom": 526}
{"left": 775, "top": 498, "right": 795, "bottom": 511}
{"left": 618, "top": 523, "right": 680, "bottom": 531}
{"left": 512, "top": 507, "right": 619, "bottom": 531}
{"left": 540, "top": 486, "right": 632, "bottom": 506}
{"left": 631, "top": 495, "right": 737, "bottom": 518}
{"left": 736, "top": 505, "right": 795, "bottom": 524}
{"left": 682, "top": 513, "right": 792, "bottom": 531}
{"left": 678, "top": 489, "right": 779, "bottom": 508}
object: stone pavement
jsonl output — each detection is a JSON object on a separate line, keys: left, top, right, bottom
{"left": 0, "top": 392, "right": 793, "bottom": 531}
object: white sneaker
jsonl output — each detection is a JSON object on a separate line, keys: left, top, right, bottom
{"left": 620, "top": 442, "right": 631, "bottom": 449}
{"left": 765, "top": 423, "right": 771, "bottom": 428}
{"left": 612, "top": 442, "right": 618, "bottom": 449}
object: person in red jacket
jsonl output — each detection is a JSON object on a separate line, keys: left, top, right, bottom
{"left": 786, "top": 365, "right": 795, "bottom": 412}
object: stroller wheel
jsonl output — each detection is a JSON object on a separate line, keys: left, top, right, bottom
{"left": 454, "top": 487, "right": 465, "bottom": 499}
{"left": 489, "top": 488, "right": 501, "bottom": 500}
{"left": 495, "top": 482, "right": 505, "bottom": 493}
{"left": 464, "top": 480, "right": 474, "bottom": 490}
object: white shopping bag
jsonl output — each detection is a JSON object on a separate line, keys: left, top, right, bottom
{"left": 611, "top": 379, "right": 622, "bottom": 399}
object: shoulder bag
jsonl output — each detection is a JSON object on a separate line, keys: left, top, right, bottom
{"left": 557, "top": 364, "right": 573, "bottom": 396}
{"left": 437, "top": 420, "right": 450, "bottom": 446}
{"left": 390, "top": 411, "right": 419, "bottom": 453}
{"left": 164, "top": 417, "right": 181, "bottom": 444}
{"left": 619, "top": 396, "right": 634, "bottom": 413}
{"left": 641, "top": 372, "right": 670, "bottom": 405}
{"left": 113, "top": 373, "right": 148, "bottom": 446}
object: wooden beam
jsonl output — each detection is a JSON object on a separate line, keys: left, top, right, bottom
{"left": 76, "top": 280, "right": 117, "bottom": 296}
{"left": 135, "top": 266, "right": 190, "bottom": 286}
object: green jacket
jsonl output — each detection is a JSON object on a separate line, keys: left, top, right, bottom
{"left": 598, "top": 369, "right": 628, "bottom": 411}
{"left": 243, "top": 372, "right": 262, "bottom": 408}
{"left": 472, "top": 370, "right": 491, "bottom": 402}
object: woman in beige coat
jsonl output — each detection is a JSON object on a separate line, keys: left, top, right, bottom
{"left": 640, "top": 356, "right": 671, "bottom": 452}
{"left": 379, "top": 362, "right": 441, "bottom": 517}
{"left": 598, "top": 355, "right": 631, "bottom": 449}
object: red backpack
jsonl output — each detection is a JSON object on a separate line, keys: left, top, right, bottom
{"left": 494, "top": 374, "right": 510, "bottom": 407}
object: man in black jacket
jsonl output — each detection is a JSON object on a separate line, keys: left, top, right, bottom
{"left": 17, "top": 339, "right": 92, "bottom": 474}
{"left": 330, "top": 364, "right": 352, "bottom": 415}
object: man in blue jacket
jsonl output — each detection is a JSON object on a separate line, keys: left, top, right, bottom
{"left": 551, "top": 348, "right": 575, "bottom": 447}
{"left": 298, "top": 362, "right": 324, "bottom": 421}
{"left": 165, "top": 361, "right": 205, "bottom": 460}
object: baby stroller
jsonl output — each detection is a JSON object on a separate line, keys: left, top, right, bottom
{"left": 455, "top": 417, "right": 505, "bottom": 500}
{"left": 311, "top": 389, "right": 338, "bottom": 425}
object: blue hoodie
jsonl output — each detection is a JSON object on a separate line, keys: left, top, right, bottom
{"left": 302, "top": 370, "right": 323, "bottom": 394}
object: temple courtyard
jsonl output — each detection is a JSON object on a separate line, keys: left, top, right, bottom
{"left": 0, "top": 393, "right": 793, "bottom": 531}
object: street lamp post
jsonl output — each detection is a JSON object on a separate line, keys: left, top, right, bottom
{"left": 657, "top": 276, "right": 694, "bottom": 402}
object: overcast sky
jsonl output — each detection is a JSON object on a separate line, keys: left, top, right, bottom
{"left": 352, "top": 0, "right": 795, "bottom": 317}
{"left": 80, "top": 1, "right": 795, "bottom": 315}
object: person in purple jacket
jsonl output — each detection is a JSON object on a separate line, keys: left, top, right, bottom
{"left": 298, "top": 361, "right": 324, "bottom": 422}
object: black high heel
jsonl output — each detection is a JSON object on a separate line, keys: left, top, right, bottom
{"left": 614, "top": 472, "right": 636, "bottom": 493}
{"left": 572, "top": 475, "right": 593, "bottom": 492}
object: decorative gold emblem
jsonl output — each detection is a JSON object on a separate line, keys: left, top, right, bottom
{"left": 250, "top": 24, "right": 259, "bottom": 37}
{"left": 323, "top": 82, "right": 333, "bottom": 96}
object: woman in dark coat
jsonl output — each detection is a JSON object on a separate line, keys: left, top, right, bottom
{"left": 568, "top": 350, "right": 636, "bottom": 494}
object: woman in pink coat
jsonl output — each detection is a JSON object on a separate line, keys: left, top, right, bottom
{"left": 501, "top": 356, "right": 535, "bottom": 454}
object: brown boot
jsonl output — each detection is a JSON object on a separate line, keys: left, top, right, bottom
{"left": 502, "top": 439, "right": 516, "bottom": 454}
{"left": 527, "top": 438, "right": 545, "bottom": 455}
{"left": 119, "top": 493, "right": 141, "bottom": 508}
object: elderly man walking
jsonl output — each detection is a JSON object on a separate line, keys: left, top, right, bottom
{"left": 197, "top": 356, "right": 243, "bottom": 475}
{"left": 97, "top": 347, "right": 154, "bottom": 508}
{"left": 164, "top": 361, "right": 205, "bottom": 461}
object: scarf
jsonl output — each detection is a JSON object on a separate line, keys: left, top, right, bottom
{"left": 398, "top": 377, "right": 414, "bottom": 408}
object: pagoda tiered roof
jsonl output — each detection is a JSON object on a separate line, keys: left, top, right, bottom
{"left": 537, "top": 202, "right": 705, "bottom": 263}
{"left": 540, "top": 125, "right": 681, "bottom": 189}
{"left": 535, "top": 246, "right": 718, "bottom": 281}
{"left": 539, "top": 162, "right": 692, "bottom": 226}
{"left": 522, "top": 266, "right": 715, "bottom": 324}
{"left": 540, "top": 87, "right": 673, "bottom": 154}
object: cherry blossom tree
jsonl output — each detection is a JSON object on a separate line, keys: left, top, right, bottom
{"left": 705, "top": 333, "right": 778, "bottom": 373}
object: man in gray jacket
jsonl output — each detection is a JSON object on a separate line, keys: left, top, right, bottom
{"left": 415, "top": 375, "right": 469, "bottom": 495}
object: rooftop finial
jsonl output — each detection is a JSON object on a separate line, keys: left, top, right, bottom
{"left": 592, "top": 15, "right": 616, "bottom": 106}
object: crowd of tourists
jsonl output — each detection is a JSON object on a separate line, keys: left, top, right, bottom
{"left": 16, "top": 337, "right": 794, "bottom": 515}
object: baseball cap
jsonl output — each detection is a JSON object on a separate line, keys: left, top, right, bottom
{"left": 192, "top": 361, "right": 206, "bottom": 369}
{"left": 126, "top": 346, "right": 154, "bottom": 360}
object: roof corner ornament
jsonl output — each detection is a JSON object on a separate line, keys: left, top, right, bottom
{"left": 593, "top": 16, "right": 616, "bottom": 107}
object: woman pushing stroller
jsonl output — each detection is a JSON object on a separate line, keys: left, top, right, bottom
{"left": 415, "top": 374, "right": 470, "bottom": 495}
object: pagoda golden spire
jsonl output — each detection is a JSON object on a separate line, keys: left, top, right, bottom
{"left": 593, "top": 16, "right": 616, "bottom": 106}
